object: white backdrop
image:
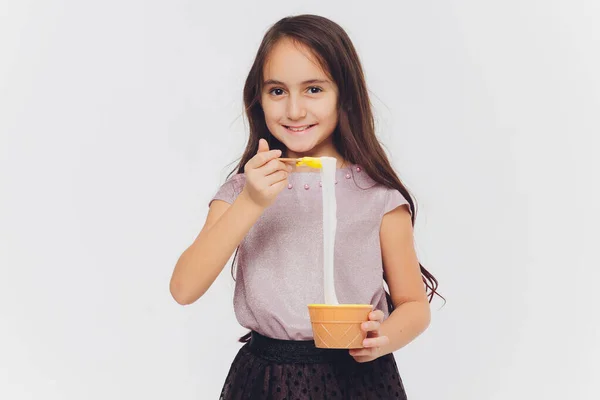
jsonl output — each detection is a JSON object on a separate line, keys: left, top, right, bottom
{"left": 1, "top": 1, "right": 599, "bottom": 399}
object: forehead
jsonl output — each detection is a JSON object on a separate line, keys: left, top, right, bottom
{"left": 263, "top": 38, "right": 329, "bottom": 83}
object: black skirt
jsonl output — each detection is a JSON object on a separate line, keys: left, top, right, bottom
{"left": 219, "top": 331, "right": 407, "bottom": 400}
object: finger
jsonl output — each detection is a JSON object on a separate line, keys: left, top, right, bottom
{"left": 349, "top": 348, "right": 368, "bottom": 357}
{"left": 246, "top": 149, "right": 282, "bottom": 169}
{"left": 361, "top": 320, "right": 381, "bottom": 333}
{"left": 260, "top": 158, "right": 289, "bottom": 176}
{"left": 369, "top": 309, "right": 385, "bottom": 322}
{"left": 351, "top": 355, "right": 372, "bottom": 363}
{"left": 264, "top": 170, "right": 288, "bottom": 186}
{"left": 257, "top": 138, "right": 269, "bottom": 153}
{"left": 349, "top": 347, "right": 376, "bottom": 357}
{"left": 362, "top": 336, "right": 389, "bottom": 349}
{"left": 267, "top": 180, "right": 288, "bottom": 196}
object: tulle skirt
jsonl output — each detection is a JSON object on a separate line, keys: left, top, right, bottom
{"left": 219, "top": 331, "right": 408, "bottom": 400}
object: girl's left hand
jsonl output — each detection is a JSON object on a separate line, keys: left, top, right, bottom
{"left": 349, "top": 309, "right": 390, "bottom": 363}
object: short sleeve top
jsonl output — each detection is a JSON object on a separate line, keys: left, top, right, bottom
{"left": 210, "top": 164, "right": 410, "bottom": 340}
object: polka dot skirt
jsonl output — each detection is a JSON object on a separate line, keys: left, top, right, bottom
{"left": 219, "top": 332, "right": 407, "bottom": 400}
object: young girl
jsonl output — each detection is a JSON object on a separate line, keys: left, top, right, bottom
{"left": 170, "top": 14, "right": 441, "bottom": 400}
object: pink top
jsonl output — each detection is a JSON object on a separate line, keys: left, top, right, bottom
{"left": 210, "top": 164, "right": 410, "bottom": 340}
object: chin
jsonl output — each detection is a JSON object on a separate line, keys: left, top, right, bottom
{"left": 280, "top": 139, "right": 319, "bottom": 155}
{"left": 270, "top": 133, "right": 314, "bottom": 154}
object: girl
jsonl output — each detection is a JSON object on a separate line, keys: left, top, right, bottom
{"left": 170, "top": 14, "right": 441, "bottom": 400}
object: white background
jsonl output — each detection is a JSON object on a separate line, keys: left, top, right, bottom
{"left": 1, "top": 1, "right": 599, "bottom": 399}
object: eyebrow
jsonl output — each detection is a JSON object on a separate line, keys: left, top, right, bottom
{"left": 263, "top": 79, "right": 330, "bottom": 86}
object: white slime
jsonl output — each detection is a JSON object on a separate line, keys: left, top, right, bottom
{"left": 320, "top": 156, "right": 340, "bottom": 305}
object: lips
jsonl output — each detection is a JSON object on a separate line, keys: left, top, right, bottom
{"left": 283, "top": 124, "right": 317, "bottom": 134}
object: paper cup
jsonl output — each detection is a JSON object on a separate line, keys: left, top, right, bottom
{"left": 307, "top": 304, "right": 373, "bottom": 349}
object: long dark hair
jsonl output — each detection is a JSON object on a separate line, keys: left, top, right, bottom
{"left": 229, "top": 14, "right": 443, "bottom": 343}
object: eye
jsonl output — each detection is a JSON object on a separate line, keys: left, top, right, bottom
{"left": 307, "top": 86, "right": 323, "bottom": 94}
{"left": 269, "top": 88, "right": 285, "bottom": 96}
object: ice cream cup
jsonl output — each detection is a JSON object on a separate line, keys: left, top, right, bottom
{"left": 307, "top": 304, "right": 373, "bottom": 349}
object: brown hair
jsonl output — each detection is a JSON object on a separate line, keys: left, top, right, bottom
{"left": 229, "top": 14, "right": 443, "bottom": 342}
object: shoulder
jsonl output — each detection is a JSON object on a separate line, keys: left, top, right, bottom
{"left": 347, "top": 166, "right": 411, "bottom": 217}
{"left": 381, "top": 186, "right": 411, "bottom": 217}
{"left": 216, "top": 172, "right": 247, "bottom": 195}
{"left": 337, "top": 166, "right": 411, "bottom": 221}
{"left": 210, "top": 173, "right": 246, "bottom": 206}
{"left": 225, "top": 172, "right": 246, "bottom": 191}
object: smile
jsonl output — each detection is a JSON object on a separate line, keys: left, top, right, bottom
{"left": 283, "top": 124, "right": 317, "bottom": 134}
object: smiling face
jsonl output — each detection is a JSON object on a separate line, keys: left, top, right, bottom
{"left": 261, "top": 38, "right": 341, "bottom": 160}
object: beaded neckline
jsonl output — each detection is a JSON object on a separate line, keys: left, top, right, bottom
{"left": 286, "top": 164, "right": 364, "bottom": 191}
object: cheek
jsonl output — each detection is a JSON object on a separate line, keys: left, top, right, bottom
{"left": 317, "top": 105, "right": 338, "bottom": 127}
{"left": 262, "top": 100, "right": 284, "bottom": 123}
{"left": 315, "top": 96, "right": 338, "bottom": 124}
{"left": 261, "top": 100, "right": 285, "bottom": 140}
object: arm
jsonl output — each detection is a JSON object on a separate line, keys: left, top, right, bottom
{"left": 350, "top": 204, "right": 431, "bottom": 362}
{"left": 169, "top": 192, "right": 264, "bottom": 305}
{"left": 169, "top": 139, "right": 289, "bottom": 305}
{"left": 378, "top": 204, "right": 431, "bottom": 353}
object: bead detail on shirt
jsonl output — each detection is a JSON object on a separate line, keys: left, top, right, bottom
{"left": 345, "top": 173, "right": 351, "bottom": 179}
{"left": 319, "top": 181, "right": 322, "bottom": 187}
{"left": 287, "top": 183, "right": 293, "bottom": 189}
{"left": 356, "top": 167, "right": 362, "bottom": 172}
{"left": 304, "top": 184, "right": 310, "bottom": 190}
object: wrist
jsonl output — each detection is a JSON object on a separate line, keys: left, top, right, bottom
{"left": 237, "top": 189, "right": 267, "bottom": 214}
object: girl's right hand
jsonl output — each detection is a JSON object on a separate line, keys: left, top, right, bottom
{"left": 241, "top": 138, "right": 292, "bottom": 209}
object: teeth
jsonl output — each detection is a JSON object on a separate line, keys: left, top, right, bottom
{"left": 287, "top": 125, "right": 312, "bottom": 132}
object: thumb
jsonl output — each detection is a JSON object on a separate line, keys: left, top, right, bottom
{"left": 257, "top": 138, "right": 270, "bottom": 153}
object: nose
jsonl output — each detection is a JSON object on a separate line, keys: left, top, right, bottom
{"left": 286, "top": 94, "right": 307, "bottom": 121}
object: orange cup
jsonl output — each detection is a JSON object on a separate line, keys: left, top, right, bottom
{"left": 307, "top": 304, "right": 373, "bottom": 349}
